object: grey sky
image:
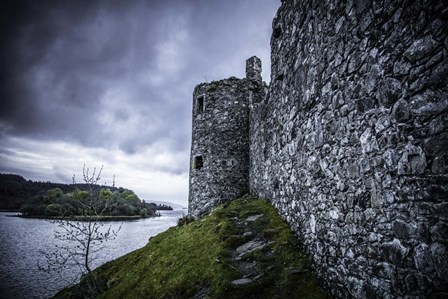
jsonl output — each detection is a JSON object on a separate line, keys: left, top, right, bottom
{"left": 0, "top": 0, "right": 279, "bottom": 206}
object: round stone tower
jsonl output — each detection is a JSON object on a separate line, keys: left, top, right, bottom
{"left": 188, "top": 56, "right": 263, "bottom": 218}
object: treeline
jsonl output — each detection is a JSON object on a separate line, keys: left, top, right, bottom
{"left": 0, "top": 173, "right": 82, "bottom": 210}
{"left": 21, "top": 187, "right": 158, "bottom": 218}
{"left": 155, "top": 203, "right": 173, "bottom": 210}
{"left": 0, "top": 174, "right": 172, "bottom": 215}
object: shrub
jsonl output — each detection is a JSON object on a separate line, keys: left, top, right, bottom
{"left": 177, "top": 215, "right": 194, "bottom": 226}
{"left": 139, "top": 208, "right": 149, "bottom": 218}
{"left": 20, "top": 203, "right": 46, "bottom": 216}
{"left": 45, "top": 203, "right": 62, "bottom": 216}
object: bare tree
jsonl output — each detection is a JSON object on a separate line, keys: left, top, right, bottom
{"left": 39, "top": 165, "right": 121, "bottom": 295}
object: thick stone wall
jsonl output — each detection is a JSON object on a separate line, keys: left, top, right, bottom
{"left": 250, "top": 0, "right": 448, "bottom": 297}
{"left": 189, "top": 66, "right": 265, "bottom": 218}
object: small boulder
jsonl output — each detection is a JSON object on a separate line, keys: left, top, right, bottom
{"left": 246, "top": 214, "right": 263, "bottom": 222}
{"left": 230, "top": 278, "right": 253, "bottom": 286}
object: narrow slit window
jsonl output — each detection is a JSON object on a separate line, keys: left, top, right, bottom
{"left": 193, "top": 156, "right": 203, "bottom": 169}
{"left": 196, "top": 95, "right": 205, "bottom": 115}
{"left": 273, "top": 26, "right": 282, "bottom": 39}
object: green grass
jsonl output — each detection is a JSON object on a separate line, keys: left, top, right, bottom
{"left": 55, "top": 195, "right": 330, "bottom": 299}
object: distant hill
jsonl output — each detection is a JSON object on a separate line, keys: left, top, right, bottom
{"left": 0, "top": 173, "right": 86, "bottom": 210}
{"left": 150, "top": 200, "right": 186, "bottom": 210}
{"left": 0, "top": 173, "right": 171, "bottom": 211}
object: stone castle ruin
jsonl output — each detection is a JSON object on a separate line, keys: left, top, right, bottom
{"left": 189, "top": 0, "right": 448, "bottom": 297}
{"left": 188, "top": 56, "right": 266, "bottom": 218}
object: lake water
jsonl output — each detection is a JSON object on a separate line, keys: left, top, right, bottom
{"left": 0, "top": 210, "right": 186, "bottom": 299}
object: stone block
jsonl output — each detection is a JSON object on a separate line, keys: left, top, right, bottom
{"left": 381, "top": 239, "right": 409, "bottom": 264}
{"left": 430, "top": 222, "right": 448, "bottom": 243}
{"left": 404, "top": 35, "right": 438, "bottom": 62}
{"left": 433, "top": 203, "right": 448, "bottom": 221}
{"left": 404, "top": 273, "right": 430, "bottom": 294}
{"left": 397, "top": 144, "right": 427, "bottom": 175}
{"left": 430, "top": 243, "right": 448, "bottom": 280}
{"left": 392, "top": 219, "right": 417, "bottom": 239}
{"left": 413, "top": 244, "right": 434, "bottom": 272}
{"left": 374, "top": 262, "right": 396, "bottom": 279}
{"left": 378, "top": 77, "right": 401, "bottom": 106}
{"left": 347, "top": 276, "right": 365, "bottom": 298}
{"left": 392, "top": 99, "right": 410, "bottom": 123}
{"left": 425, "top": 133, "right": 448, "bottom": 158}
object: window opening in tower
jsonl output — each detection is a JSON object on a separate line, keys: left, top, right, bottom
{"left": 193, "top": 156, "right": 204, "bottom": 169}
{"left": 196, "top": 95, "right": 205, "bottom": 115}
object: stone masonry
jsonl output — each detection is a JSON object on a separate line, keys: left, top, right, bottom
{"left": 188, "top": 56, "right": 266, "bottom": 218}
{"left": 189, "top": 0, "right": 448, "bottom": 297}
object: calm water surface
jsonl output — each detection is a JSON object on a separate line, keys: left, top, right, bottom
{"left": 0, "top": 210, "right": 186, "bottom": 299}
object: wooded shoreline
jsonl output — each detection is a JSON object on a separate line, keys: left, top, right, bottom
{"left": 5, "top": 213, "right": 160, "bottom": 221}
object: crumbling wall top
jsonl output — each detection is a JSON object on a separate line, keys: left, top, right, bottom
{"left": 246, "top": 56, "right": 262, "bottom": 83}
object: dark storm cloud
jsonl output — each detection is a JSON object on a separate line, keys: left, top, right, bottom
{"left": 0, "top": 0, "right": 278, "bottom": 171}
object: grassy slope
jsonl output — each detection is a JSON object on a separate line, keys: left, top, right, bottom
{"left": 56, "top": 195, "right": 330, "bottom": 299}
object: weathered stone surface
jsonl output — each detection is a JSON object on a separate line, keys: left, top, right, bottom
{"left": 430, "top": 222, "right": 448, "bottom": 243}
{"left": 378, "top": 77, "right": 401, "bottom": 106}
{"left": 413, "top": 244, "right": 434, "bottom": 272}
{"left": 230, "top": 278, "right": 253, "bottom": 286}
{"left": 381, "top": 239, "right": 409, "bottom": 264}
{"left": 392, "top": 99, "right": 410, "bottom": 123}
{"left": 404, "top": 35, "right": 439, "bottom": 62}
{"left": 392, "top": 219, "right": 417, "bottom": 239}
{"left": 248, "top": 0, "right": 447, "bottom": 297}
{"left": 233, "top": 239, "right": 271, "bottom": 261}
{"left": 189, "top": 0, "right": 448, "bottom": 297}
{"left": 374, "top": 262, "right": 395, "bottom": 279}
{"left": 246, "top": 214, "right": 262, "bottom": 222}
{"left": 188, "top": 57, "right": 265, "bottom": 218}
{"left": 397, "top": 144, "right": 427, "bottom": 175}
{"left": 430, "top": 243, "right": 448, "bottom": 280}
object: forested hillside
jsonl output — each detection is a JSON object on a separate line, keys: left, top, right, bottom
{"left": 0, "top": 174, "right": 171, "bottom": 213}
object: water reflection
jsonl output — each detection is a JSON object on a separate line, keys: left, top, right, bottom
{"left": 0, "top": 210, "right": 185, "bottom": 298}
